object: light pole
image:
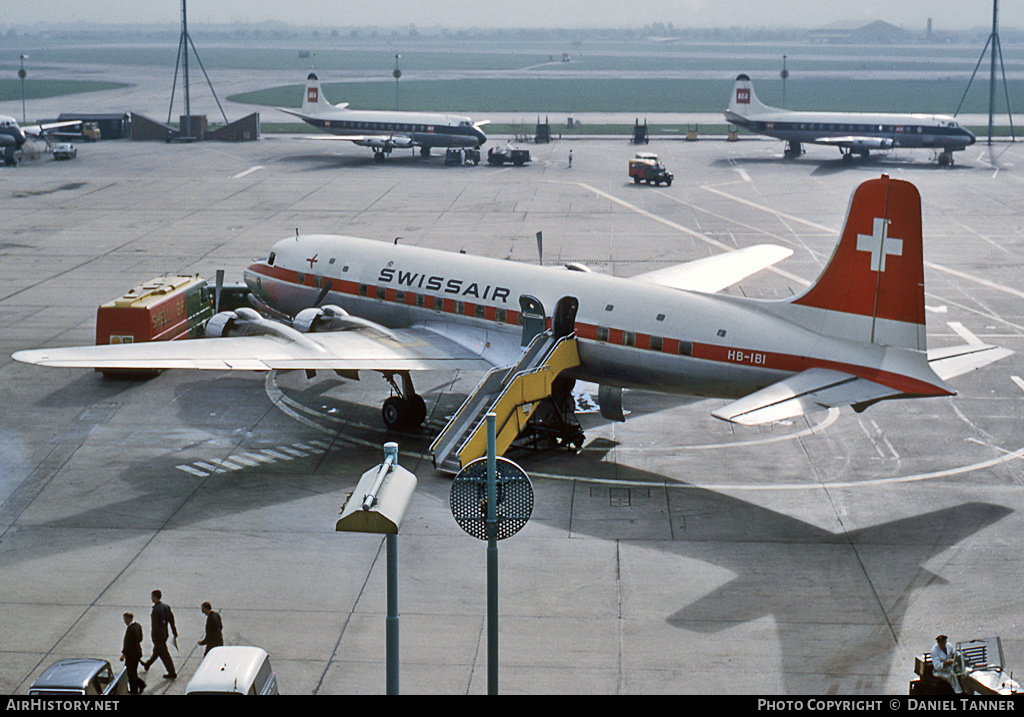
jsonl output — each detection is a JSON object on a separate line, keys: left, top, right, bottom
{"left": 393, "top": 54, "right": 402, "bottom": 111}
{"left": 781, "top": 55, "right": 789, "bottom": 109}
{"left": 19, "top": 55, "right": 29, "bottom": 124}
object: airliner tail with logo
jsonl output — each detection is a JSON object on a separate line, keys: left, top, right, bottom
{"left": 724, "top": 74, "right": 976, "bottom": 165}
{"left": 279, "top": 73, "right": 487, "bottom": 162}
{"left": 14, "top": 176, "right": 1010, "bottom": 468}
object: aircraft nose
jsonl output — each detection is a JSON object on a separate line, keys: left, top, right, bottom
{"left": 475, "top": 127, "right": 487, "bottom": 146}
{"left": 965, "top": 128, "right": 977, "bottom": 146}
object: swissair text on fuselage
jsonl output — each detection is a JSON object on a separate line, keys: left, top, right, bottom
{"left": 377, "top": 267, "right": 512, "bottom": 304}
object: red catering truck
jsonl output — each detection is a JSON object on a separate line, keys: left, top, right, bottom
{"left": 96, "top": 275, "right": 214, "bottom": 346}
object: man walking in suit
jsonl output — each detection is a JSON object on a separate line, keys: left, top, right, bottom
{"left": 120, "top": 612, "right": 146, "bottom": 695}
{"left": 198, "top": 602, "right": 223, "bottom": 655}
{"left": 142, "top": 589, "right": 178, "bottom": 679}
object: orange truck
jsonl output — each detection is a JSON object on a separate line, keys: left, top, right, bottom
{"left": 96, "top": 275, "right": 215, "bottom": 347}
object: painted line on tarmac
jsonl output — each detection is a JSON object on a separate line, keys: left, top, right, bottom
{"left": 174, "top": 439, "right": 335, "bottom": 478}
{"left": 562, "top": 181, "right": 810, "bottom": 286}
{"left": 232, "top": 165, "right": 265, "bottom": 179}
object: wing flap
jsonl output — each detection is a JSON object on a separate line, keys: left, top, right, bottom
{"left": 712, "top": 368, "right": 900, "bottom": 425}
{"left": 632, "top": 244, "right": 792, "bottom": 293}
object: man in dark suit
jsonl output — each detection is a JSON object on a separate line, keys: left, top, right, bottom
{"left": 198, "top": 602, "right": 224, "bottom": 655}
{"left": 120, "top": 612, "right": 146, "bottom": 695}
{"left": 142, "top": 589, "right": 178, "bottom": 679}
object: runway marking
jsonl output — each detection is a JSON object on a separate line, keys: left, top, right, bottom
{"left": 947, "top": 321, "right": 984, "bottom": 346}
{"left": 925, "top": 260, "right": 1024, "bottom": 303}
{"left": 701, "top": 185, "right": 837, "bottom": 234}
{"left": 232, "top": 165, "right": 265, "bottom": 179}
{"left": 1011, "top": 376, "right": 1024, "bottom": 393}
{"left": 870, "top": 419, "right": 900, "bottom": 460}
{"left": 562, "top": 181, "right": 809, "bottom": 286}
{"left": 858, "top": 419, "right": 887, "bottom": 459}
{"left": 174, "top": 440, "right": 334, "bottom": 477}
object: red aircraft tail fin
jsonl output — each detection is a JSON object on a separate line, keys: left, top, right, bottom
{"left": 790, "top": 175, "right": 926, "bottom": 350}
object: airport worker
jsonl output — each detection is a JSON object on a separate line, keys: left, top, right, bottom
{"left": 931, "top": 634, "right": 962, "bottom": 693}
{"left": 120, "top": 612, "right": 146, "bottom": 695}
{"left": 143, "top": 589, "right": 178, "bottom": 679}
{"left": 198, "top": 601, "right": 224, "bottom": 655}
{"left": 568, "top": 149, "right": 573, "bottom": 168}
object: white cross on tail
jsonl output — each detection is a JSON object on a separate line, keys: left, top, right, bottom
{"left": 856, "top": 217, "right": 903, "bottom": 272}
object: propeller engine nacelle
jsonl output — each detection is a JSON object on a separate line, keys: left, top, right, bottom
{"left": 292, "top": 304, "right": 353, "bottom": 333}
{"left": 359, "top": 136, "right": 416, "bottom": 151}
{"left": 205, "top": 307, "right": 274, "bottom": 338}
{"left": 291, "top": 304, "right": 400, "bottom": 340}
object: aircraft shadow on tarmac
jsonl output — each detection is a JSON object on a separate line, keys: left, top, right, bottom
{"left": 7, "top": 371, "right": 1014, "bottom": 692}
{"left": 275, "top": 151, "right": 480, "bottom": 172}
{"left": 511, "top": 438, "right": 1013, "bottom": 691}
{"left": 713, "top": 153, "right": 973, "bottom": 177}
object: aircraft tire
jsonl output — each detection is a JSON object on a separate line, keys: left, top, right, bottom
{"left": 382, "top": 396, "right": 408, "bottom": 431}
{"left": 381, "top": 395, "right": 426, "bottom": 431}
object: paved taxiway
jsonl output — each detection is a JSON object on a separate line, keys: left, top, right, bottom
{"left": 2, "top": 134, "right": 1023, "bottom": 694}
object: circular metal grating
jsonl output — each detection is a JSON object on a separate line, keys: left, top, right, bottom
{"left": 450, "top": 457, "right": 533, "bottom": 541}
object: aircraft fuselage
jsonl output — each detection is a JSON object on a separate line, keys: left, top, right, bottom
{"left": 244, "top": 234, "right": 946, "bottom": 403}
{"left": 302, "top": 109, "right": 487, "bottom": 149}
{"left": 725, "top": 108, "right": 977, "bottom": 153}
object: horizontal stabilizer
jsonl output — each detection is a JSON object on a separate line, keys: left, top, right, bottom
{"left": 632, "top": 244, "right": 793, "bottom": 294}
{"left": 928, "top": 343, "right": 1014, "bottom": 381}
{"left": 712, "top": 368, "right": 899, "bottom": 425}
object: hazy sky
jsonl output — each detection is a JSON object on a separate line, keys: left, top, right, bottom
{"left": 1, "top": 1, "right": 1016, "bottom": 31}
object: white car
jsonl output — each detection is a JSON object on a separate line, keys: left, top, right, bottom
{"left": 185, "top": 646, "right": 279, "bottom": 695}
{"left": 53, "top": 143, "right": 77, "bottom": 160}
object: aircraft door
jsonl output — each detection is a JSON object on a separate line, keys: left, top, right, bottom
{"left": 553, "top": 296, "right": 579, "bottom": 340}
{"left": 519, "top": 295, "right": 546, "bottom": 347}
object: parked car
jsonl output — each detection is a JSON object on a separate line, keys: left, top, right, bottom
{"left": 52, "top": 143, "right": 77, "bottom": 160}
{"left": 28, "top": 658, "right": 128, "bottom": 696}
{"left": 185, "top": 646, "right": 279, "bottom": 695}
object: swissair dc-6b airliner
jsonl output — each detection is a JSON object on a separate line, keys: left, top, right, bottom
{"left": 724, "top": 74, "right": 977, "bottom": 165}
{"left": 279, "top": 73, "right": 488, "bottom": 162}
{"left": 13, "top": 176, "right": 1011, "bottom": 469}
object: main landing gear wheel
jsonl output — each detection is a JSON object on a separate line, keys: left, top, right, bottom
{"left": 380, "top": 371, "right": 427, "bottom": 432}
{"left": 381, "top": 395, "right": 427, "bottom": 432}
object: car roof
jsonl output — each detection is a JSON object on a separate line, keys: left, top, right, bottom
{"left": 185, "top": 646, "right": 270, "bottom": 694}
{"left": 31, "top": 659, "right": 109, "bottom": 690}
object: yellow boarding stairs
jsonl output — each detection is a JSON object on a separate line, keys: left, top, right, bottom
{"left": 431, "top": 331, "right": 580, "bottom": 474}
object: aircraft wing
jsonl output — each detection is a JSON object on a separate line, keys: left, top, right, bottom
{"left": 632, "top": 245, "right": 793, "bottom": 293}
{"left": 812, "top": 136, "right": 895, "bottom": 151}
{"left": 927, "top": 343, "right": 1014, "bottom": 381}
{"left": 22, "top": 120, "right": 82, "bottom": 137}
{"left": 12, "top": 325, "right": 496, "bottom": 373}
{"left": 711, "top": 368, "right": 900, "bottom": 426}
